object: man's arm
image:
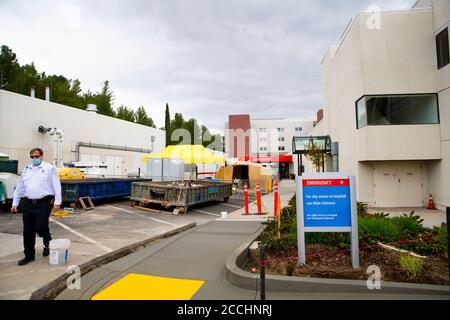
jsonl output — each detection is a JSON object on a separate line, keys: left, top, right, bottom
{"left": 51, "top": 167, "right": 62, "bottom": 206}
{"left": 12, "top": 172, "right": 25, "bottom": 207}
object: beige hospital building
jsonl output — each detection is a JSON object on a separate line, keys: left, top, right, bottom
{"left": 310, "top": 0, "right": 450, "bottom": 210}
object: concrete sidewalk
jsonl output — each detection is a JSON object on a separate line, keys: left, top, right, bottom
{"left": 56, "top": 220, "right": 265, "bottom": 300}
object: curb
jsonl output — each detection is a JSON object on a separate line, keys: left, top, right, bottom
{"left": 30, "top": 223, "right": 196, "bottom": 300}
{"left": 225, "top": 228, "right": 450, "bottom": 296}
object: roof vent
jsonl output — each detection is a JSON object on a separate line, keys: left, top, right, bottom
{"left": 86, "top": 104, "right": 98, "bottom": 113}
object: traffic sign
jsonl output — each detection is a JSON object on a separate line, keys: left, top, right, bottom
{"left": 296, "top": 173, "right": 359, "bottom": 268}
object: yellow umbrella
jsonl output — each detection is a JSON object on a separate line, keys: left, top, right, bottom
{"left": 142, "top": 145, "right": 225, "bottom": 165}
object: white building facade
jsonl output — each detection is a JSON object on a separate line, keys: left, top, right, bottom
{"left": 0, "top": 90, "right": 165, "bottom": 176}
{"left": 316, "top": 0, "right": 450, "bottom": 210}
{"left": 225, "top": 115, "right": 314, "bottom": 178}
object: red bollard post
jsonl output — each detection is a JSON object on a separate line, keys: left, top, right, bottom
{"left": 274, "top": 180, "right": 279, "bottom": 217}
{"left": 256, "top": 183, "right": 262, "bottom": 215}
{"left": 244, "top": 181, "right": 249, "bottom": 215}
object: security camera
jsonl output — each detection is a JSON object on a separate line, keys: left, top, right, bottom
{"left": 38, "top": 125, "right": 50, "bottom": 133}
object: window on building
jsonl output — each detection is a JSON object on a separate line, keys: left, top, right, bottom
{"left": 295, "top": 127, "right": 303, "bottom": 132}
{"left": 260, "top": 137, "right": 267, "bottom": 142}
{"left": 278, "top": 146, "right": 286, "bottom": 151}
{"left": 278, "top": 137, "right": 285, "bottom": 142}
{"left": 277, "top": 127, "right": 285, "bottom": 133}
{"left": 356, "top": 94, "right": 439, "bottom": 129}
{"left": 436, "top": 27, "right": 449, "bottom": 70}
{"left": 259, "top": 128, "right": 267, "bottom": 133}
{"left": 259, "top": 147, "right": 267, "bottom": 152}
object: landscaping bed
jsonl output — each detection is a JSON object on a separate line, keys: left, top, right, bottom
{"left": 246, "top": 197, "right": 449, "bottom": 286}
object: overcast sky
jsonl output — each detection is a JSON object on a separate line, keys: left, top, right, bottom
{"left": 0, "top": 0, "right": 414, "bottom": 132}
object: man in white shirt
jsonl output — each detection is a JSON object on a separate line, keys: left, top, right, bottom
{"left": 11, "top": 148, "right": 62, "bottom": 266}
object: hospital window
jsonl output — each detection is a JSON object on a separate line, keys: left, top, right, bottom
{"left": 356, "top": 94, "right": 439, "bottom": 129}
{"left": 436, "top": 27, "right": 449, "bottom": 69}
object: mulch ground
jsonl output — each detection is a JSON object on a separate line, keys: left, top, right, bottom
{"left": 246, "top": 244, "right": 450, "bottom": 286}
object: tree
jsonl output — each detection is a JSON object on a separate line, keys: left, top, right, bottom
{"left": 0, "top": 45, "right": 20, "bottom": 89}
{"left": 183, "top": 118, "right": 201, "bottom": 145}
{"left": 172, "top": 113, "right": 184, "bottom": 129}
{"left": 169, "top": 113, "right": 185, "bottom": 145}
{"left": 165, "top": 103, "right": 171, "bottom": 146}
{"left": 209, "top": 133, "right": 224, "bottom": 152}
{"left": 135, "top": 106, "right": 156, "bottom": 128}
{"left": 95, "top": 80, "right": 115, "bottom": 117}
{"left": 305, "top": 141, "right": 325, "bottom": 172}
{"left": 116, "top": 105, "right": 135, "bottom": 122}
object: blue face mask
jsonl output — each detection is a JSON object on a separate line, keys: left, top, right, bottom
{"left": 32, "top": 159, "right": 42, "bottom": 166}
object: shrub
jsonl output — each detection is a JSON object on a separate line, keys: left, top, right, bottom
{"left": 260, "top": 194, "right": 447, "bottom": 257}
{"left": 399, "top": 254, "right": 424, "bottom": 277}
{"left": 436, "top": 226, "right": 449, "bottom": 250}
{"left": 358, "top": 216, "right": 401, "bottom": 246}
{"left": 288, "top": 194, "right": 296, "bottom": 210}
{"left": 305, "top": 232, "right": 350, "bottom": 249}
{"left": 357, "top": 202, "right": 369, "bottom": 217}
{"left": 398, "top": 226, "right": 448, "bottom": 255}
{"left": 390, "top": 212, "right": 424, "bottom": 239}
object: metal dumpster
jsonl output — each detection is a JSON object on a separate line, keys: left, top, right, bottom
{"left": 61, "top": 178, "right": 152, "bottom": 204}
{"left": 131, "top": 180, "right": 232, "bottom": 214}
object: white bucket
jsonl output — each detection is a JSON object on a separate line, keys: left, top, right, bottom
{"left": 221, "top": 212, "right": 228, "bottom": 219}
{"left": 49, "top": 239, "right": 71, "bottom": 266}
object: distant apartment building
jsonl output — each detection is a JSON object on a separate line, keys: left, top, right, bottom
{"left": 225, "top": 115, "right": 314, "bottom": 178}
{"left": 312, "top": 0, "right": 449, "bottom": 209}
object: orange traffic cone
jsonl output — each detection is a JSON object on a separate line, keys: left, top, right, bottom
{"left": 427, "top": 194, "right": 436, "bottom": 210}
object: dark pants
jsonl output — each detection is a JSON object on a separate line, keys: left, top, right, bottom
{"left": 20, "top": 197, "right": 53, "bottom": 259}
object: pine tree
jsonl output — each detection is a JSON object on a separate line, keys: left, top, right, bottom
{"left": 116, "top": 105, "right": 135, "bottom": 122}
{"left": 135, "top": 106, "right": 156, "bottom": 128}
{"left": 165, "top": 103, "right": 171, "bottom": 146}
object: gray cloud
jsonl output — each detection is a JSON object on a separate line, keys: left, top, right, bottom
{"left": 0, "top": 0, "right": 414, "bottom": 132}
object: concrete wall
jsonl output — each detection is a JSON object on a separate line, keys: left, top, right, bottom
{"left": 0, "top": 90, "right": 165, "bottom": 176}
{"left": 413, "top": 0, "right": 450, "bottom": 209}
{"left": 321, "top": 6, "right": 450, "bottom": 208}
{"left": 357, "top": 125, "right": 442, "bottom": 161}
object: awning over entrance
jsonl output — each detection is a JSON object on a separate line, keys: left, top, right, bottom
{"left": 238, "top": 155, "right": 293, "bottom": 163}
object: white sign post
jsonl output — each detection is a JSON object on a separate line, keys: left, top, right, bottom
{"left": 296, "top": 173, "right": 359, "bottom": 269}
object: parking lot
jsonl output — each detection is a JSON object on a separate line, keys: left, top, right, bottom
{"left": 0, "top": 194, "right": 255, "bottom": 300}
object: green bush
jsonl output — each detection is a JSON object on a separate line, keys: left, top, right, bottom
{"left": 391, "top": 212, "right": 424, "bottom": 239}
{"left": 358, "top": 216, "right": 401, "bottom": 246}
{"left": 399, "top": 254, "right": 424, "bottom": 277}
{"left": 357, "top": 202, "right": 369, "bottom": 217}
{"left": 260, "top": 195, "right": 448, "bottom": 257}
{"left": 305, "top": 232, "right": 350, "bottom": 249}
{"left": 288, "top": 194, "right": 296, "bottom": 210}
{"left": 398, "top": 226, "right": 448, "bottom": 255}
{"left": 436, "top": 226, "right": 449, "bottom": 250}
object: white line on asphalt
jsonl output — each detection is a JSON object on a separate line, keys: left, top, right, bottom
{"left": 192, "top": 209, "right": 221, "bottom": 217}
{"left": 221, "top": 203, "right": 242, "bottom": 209}
{"left": 49, "top": 218, "right": 113, "bottom": 253}
{"left": 219, "top": 219, "right": 268, "bottom": 222}
{"left": 230, "top": 196, "right": 256, "bottom": 201}
{"left": 106, "top": 205, "right": 180, "bottom": 227}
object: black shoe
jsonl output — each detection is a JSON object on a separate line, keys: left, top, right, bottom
{"left": 43, "top": 247, "right": 49, "bottom": 257}
{"left": 18, "top": 257, "right": 35, "bottom": 266}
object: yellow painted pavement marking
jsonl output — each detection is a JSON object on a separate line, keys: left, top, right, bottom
{"left": 91, "top": 273, "right": 205, "bottom": 300}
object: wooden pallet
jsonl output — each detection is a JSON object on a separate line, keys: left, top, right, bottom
{"left": 79, "top": 196, "right": 94, "bottom": 211}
